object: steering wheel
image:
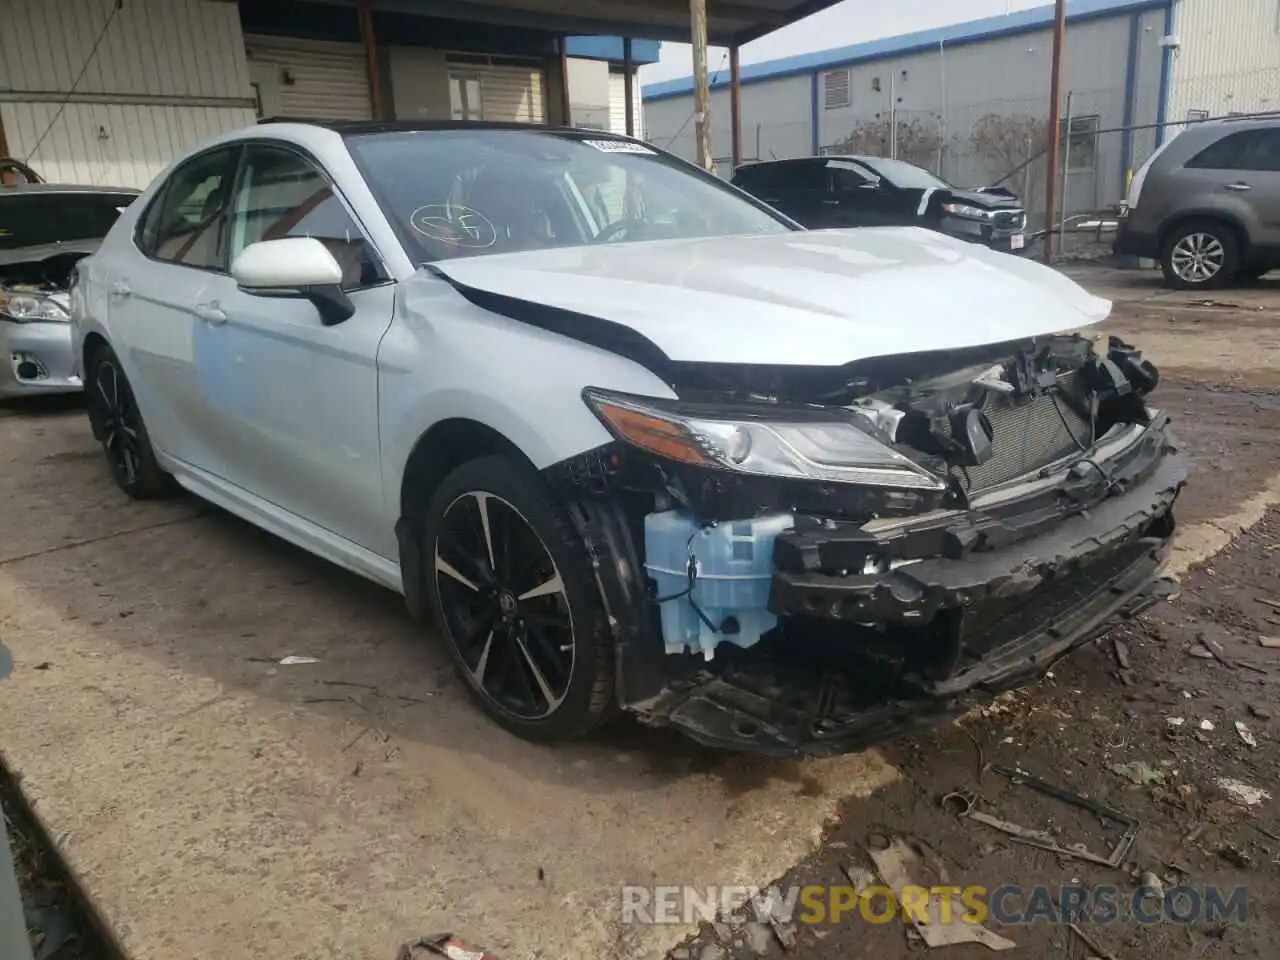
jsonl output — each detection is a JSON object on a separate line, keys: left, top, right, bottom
{"left": 593, "top": 218, "right": 646, "bottom": 244}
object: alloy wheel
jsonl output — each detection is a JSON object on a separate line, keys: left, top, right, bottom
{"left": 1170, "top": 232, "right": 1225, "bottom": 284}
{"left": 94, "top": 359, "right": 142, "bottom": 487}
{"left": 434, "top": 491, "right": 576, "bottom": 720}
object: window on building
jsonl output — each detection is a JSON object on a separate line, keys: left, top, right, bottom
{"left": 823, "top": 69, "right": 851, "bottom": 109}
{"left": 871, "top": 77, "right": 881, "bottom": 93}
{"left": 450, "top": 75, "right": 484, "bottom": 121}
{"left": 1186, "top": 129, "right": 1280, "bottom": 172}
{"left": 1063, "top": 114, "right": 1099, "bottom": 171}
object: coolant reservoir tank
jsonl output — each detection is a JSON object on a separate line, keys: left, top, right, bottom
{"left": 643, "top": 510, "right": 794, "bottom": 660}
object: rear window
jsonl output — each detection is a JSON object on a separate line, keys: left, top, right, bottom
{"left": 1185, "top": 129, "right": 1280, "bottom": 172}
{"left": 0, "top": 192, "right": 136, "bottom": 250}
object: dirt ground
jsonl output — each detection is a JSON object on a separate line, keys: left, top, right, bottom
{"left": 670, "top": 271, "right": 1280, "bottom": 959}
{"left": 1, "top": 266, "right": 1279, "bottom": 960}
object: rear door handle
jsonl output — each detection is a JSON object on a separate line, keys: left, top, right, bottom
{"left": 822, "top": 199, "right": 841, "bottom": 206}
{"left": 1225, "top": 182, "right": 1252, "bottom": 192}
{"left": 194, "top": 303, "right": 228, "bottom": 326}
{"left": 109, "top": 280, "right": 131, "bottom": 301}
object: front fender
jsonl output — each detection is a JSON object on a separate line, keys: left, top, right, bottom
{"left": 381, "top": 275, "right": 677, "bottom": 505}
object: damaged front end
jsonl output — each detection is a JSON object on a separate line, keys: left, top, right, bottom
{"left": 547, "top": 332, "right": 1186, "bottom": 757}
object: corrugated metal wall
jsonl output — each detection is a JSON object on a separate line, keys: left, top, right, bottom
{"left": 0, "top": 0, "right": 254, "bottom": 189}
{"left": 1167, "top": 0, "right": 1280, "bottom": 121}
{"left": 447, "top": 57, "right": 547, "bottom": 123}
{"left": 244, "top": 35, "right": 371, "bottom": 121}
{"left": 0, "top": 0, "right": 255, "bottom": 188}
{"left": 608, "top": 70, "right": 644, "bottom": 138}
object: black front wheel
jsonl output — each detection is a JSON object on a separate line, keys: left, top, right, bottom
{"left": 419, "top": 455, "right": 616, "bottom": 742}
{"left": 84, "top": 344, "right": 174, "bottom": 499}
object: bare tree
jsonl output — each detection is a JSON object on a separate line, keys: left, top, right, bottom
{"left": 968, "top": 113, "right": 1049, "bottom": 185}
{"left": 829, "top": 117, "right": 944, "bottom": 170}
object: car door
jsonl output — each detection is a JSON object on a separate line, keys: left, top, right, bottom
{"left": 1182, "top": 128, "right": 1280, "bottom": 248}
{"left": 195, "top": 141, "right": 396, "bottom": 554}
{"left": 826, "top": 159, "right": 902, "bottom": 227}
{"left": 1237, "top": 129, "right": 1280, "bottom": 248}
{"left": 737, "top": 160, "right": 832, "bottom": 227}
{"left": 108, "top": 145, "right": 242, "bottom": 472}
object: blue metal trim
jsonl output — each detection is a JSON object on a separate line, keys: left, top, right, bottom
{"left": 565, "top": 36, "right": 660, "bottom": 64}
{"left": 1154, "top": 0, "right": 1175, "bottom": 144}
{"left": 810, "top": 71, "right": 820, "bottom": 154}
{"left": 1120, "top": 11, "right": 1141, "bottom": 180}
{"left": 643, "top": 0, "right": 1165, "bottom": 101}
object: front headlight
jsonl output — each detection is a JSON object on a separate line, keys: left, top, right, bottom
{"left": 0, "top": 289, "right": 69, "bottom": 323}
{"left": 941, "top": 202, "right": 991, "bottom": 221}
{"left": 583, "top": 388, "right": 945, "bottom": 491}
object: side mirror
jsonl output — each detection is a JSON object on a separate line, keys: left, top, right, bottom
{"left": 230, "top": 237, "right": 355, "bottom": 326}
{"left": 859, "top": 179, "right": 881, "bottom": 190}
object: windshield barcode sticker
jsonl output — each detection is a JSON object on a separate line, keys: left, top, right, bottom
{"left": 582, "top": 139, "right": 656, "bottom": 155}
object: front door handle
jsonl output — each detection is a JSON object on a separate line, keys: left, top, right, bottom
{"left": 109, "top": 280, "right": 132, "bottom": 301}
{"left": 194, "top": 303, "right": 228, "bottom": 326}
{"left": 822, "top": 199, "right": 841, "bottom": 206}
{"left": 1225, "top": 182, "right": 1252, "bottom": 192}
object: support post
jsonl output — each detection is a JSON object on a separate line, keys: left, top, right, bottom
{"left": 357, "top": 0, "right": 384, "bottom": 119}
{"left": 729, "top": 44, "right": 743, "bottom": 168}
{"left": 623, "top": 37, "right": 636, "bottom": 137}
{"left": 1042, "top": 0, "right": 1067, "bottom": 263}
{"left": 690, "top": 0, "right": 713, "bottom": 171}
{"left": 558, "top": 38, "right": 572, "bottom": 127}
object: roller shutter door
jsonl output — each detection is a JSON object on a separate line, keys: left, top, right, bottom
{"left": 607, "top": 70, "right": 644, "bottom": 138}
{"left": 447, "top": 57, "right": 546, "bottom": 123}
{"left": 245, "top": 35, "right": 371, "bottom": 121}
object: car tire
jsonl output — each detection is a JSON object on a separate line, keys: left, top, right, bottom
{"left": 84, "top": 343, "right": 175, "bottom": 499}
{"left": 419, "top": 454, "right": 616, "bottom": 742}
{"left": 1161, "top": 220, "right": 1240, "bottom": 290}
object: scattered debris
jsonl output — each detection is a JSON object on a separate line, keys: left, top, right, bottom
{"left": 842, "top": 863, "right": 876, "bottom": 893}
{"left": 1259, "top": 636, "right": 1280, "bottom": 649}
{"left": 1112, "top": 638, "right": 1131, "bottom": 670}
{"left": 1138, "top": 871, "right": 1165, "bottom": 900}
{"left": 1198, "top": 633, "right": 1234, "bottom": 666}
{"left": 1235, "top": 721, "right": 1259, "bottom": 748}
{"left": 1218, "top": 844, "right": 1252, "bottom": 869}
{"left": 1247, "top": 704, "right": 1273, "bottom": 720}
{"left": 1166, "top": 716, "right": 1185, "bottom": 728}
{"left": 1187, "top": 644, "right": 1215, "bottom": 659}
{"left": 395, "top": 934, "right": 504, "bottom": 960}
{"left": 1255, "top": 595, "right": 1280, "bottom": 611}
{"left": 769, "top": 917, "right": 799, "bottom": 951}
{"left": 867, "top": 837, "right": 1016, "bottom": 950}
{"left": 946, "top": 767, "right": 1140, "bottom": 868}
{"left": 1067, "top": 922, "right": 1119, "bottom": 960}
{"left": 1112, "top": 760, "right": 1166, "bottom": 786}
{"left": 278, "top": 655, "right": 321, "bottom": 665}
{"left": 1214, "top": 778, "right": 1272, "bottom": 807}
{"left": 1200, "top": 719, "right": 1215, "bottom": 732}
{"left": 1182, "top": 823, "right": 1207, "bottom": 846}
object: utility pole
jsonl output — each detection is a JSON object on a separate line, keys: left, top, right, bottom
{"left": 690, "top": 0, "right": 713, "bottom": 171}
{"left": 1042, "top": 0, "right": 1067, "bottom": 263}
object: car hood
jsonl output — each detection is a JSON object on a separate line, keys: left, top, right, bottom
{"left": 430, "top": 227, "right": 1111, "bottom": 367}
{"left": 942, "top": 187, "right": 1023, "bottom": 209}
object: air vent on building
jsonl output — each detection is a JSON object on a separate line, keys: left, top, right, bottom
{"left": 823, "top": 69, "right": 851, "bottom": 109}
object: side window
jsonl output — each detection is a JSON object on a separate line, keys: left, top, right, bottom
{"left": 148, "top": 147, "right": 239, "bottom": 269}
{"left": 1187, "top": 130, "right": 1280, "bottom": 172}
{"left": 227, "top": 145, "right": 382, "bottom": 290}
{"left": 826, "top": 159, "right": 876, "bottom": 192}
{"left": 777, "top": 161, "right": 828, "bottom": 193}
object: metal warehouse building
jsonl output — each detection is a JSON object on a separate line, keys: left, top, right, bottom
{"left": 644, "top": 0, "right": 1280, "bottom": 219}
{"left": 0, "top": 0, "right": 661, "bottom": 189}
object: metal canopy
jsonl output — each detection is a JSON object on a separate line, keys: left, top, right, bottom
{"left": 370, "top": 0, "right": 845, "bottom": 45}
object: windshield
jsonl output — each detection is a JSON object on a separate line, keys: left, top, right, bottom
{"left": 347, "top": 129, "right": 793, "bottom": 263}
{"left": 0, "top": 192, "right": 136, "bottom": 250}
{"left": 862, "top": 157, "right": 950, "bottom": 190}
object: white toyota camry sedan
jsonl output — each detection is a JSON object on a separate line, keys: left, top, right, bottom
{"left": 71, "top": 121, "right": 1185, "bottom": 755}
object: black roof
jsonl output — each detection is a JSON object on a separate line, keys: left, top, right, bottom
{"left": 256, "top": 117, "right": 634, "bottom": 139}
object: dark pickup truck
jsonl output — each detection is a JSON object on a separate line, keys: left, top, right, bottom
{"left": 733, "top": 155, "right": 1028, "bottom": 253}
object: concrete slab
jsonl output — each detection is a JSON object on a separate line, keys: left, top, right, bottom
{"left": 0, "top": 403, "right": 899, "bottom": 960}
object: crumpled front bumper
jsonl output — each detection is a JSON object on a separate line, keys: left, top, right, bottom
{"left": 633, "top": 415, "right": 1186, "bottom": 756}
